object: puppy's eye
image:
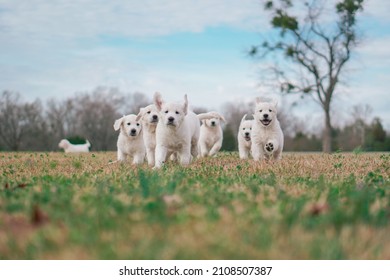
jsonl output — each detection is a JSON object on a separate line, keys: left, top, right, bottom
{"left": 127, "top": 122, "right": 131, "bottom": 126}
{"left": 136, "top": 123, "right": 140, "bottom": 126}
{"left": 269, "top": 109, "right": 272, "bottom": 112}
{"left": 250, "top": 128, "right": 252, "bottom": 130}
{"left": 242, "top": 128, "right": 245, "bottom": 130}
{"left": 147, "top": 111, "right": 151, "bottom": 114}
{"left": 259, "top": 110, "right": 262, "bottom": 112}
{"left": 175, "top": 111, "right": 179, "bottom": 114}
{"left": 165, "top": 110, "right": 168, "bottom": 114}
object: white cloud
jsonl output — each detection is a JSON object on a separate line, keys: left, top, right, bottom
{"left": 363, "top": 0, "right": 390, "bottom": 22}
{"left": 0, "top": 0, "right": 265, "bottom": 42}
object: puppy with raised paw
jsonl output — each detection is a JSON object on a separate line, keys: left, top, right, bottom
{"left": 251, "top": 98, "right": 284, "bottom": 161}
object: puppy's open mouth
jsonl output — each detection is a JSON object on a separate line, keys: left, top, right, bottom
{"left": 244, "top": 136, "right": 251, "bottom": 141}
{"left": 260, "top": 119, "right": 272, "bottom": 126}
{"left": 150, "top": 119, "right": 158, "bottom": 123}
{"left": 167, "top": 122, "right": 176, "bottom": 127}
{"left": 130, "top": 133, "right": 137, "bottom": 137}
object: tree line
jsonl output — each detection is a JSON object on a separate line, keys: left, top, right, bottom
{"left": 0, "top": 89, "right": 388, "bottom": 152}
{"left": 0, "top": 88, "right": 150, "bottom": 151}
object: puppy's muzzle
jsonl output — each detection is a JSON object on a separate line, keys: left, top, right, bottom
{"left": 130, "top": 129, "right": 137, "bottom": 136}
{"left": 167, "top": 117, "right": 175, "bottom": 126}
{"left": 151, "top": 115, "right": 158, "bottom": 123}
{"left": 260, "top": 115, "right": 272, "bottom": 126}
{"left": 211, "top": 121, "right": 216, "bottom": 126}
{"left": 244, "top": 132, "right": 251, "bottom": 141}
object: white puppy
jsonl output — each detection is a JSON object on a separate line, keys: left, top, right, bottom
{"left": 197, "top": 111, "right": 225, "bottom": 157}
{"left": 58, "top": 139, "right": 91, "bottom": 153}
{"left": 237, "top": 114, "right": 253, "bottom": 159}
{"left": 136, "top": 104, "right": 159, "bottom": 166}
{"left": 251, "top": 98, "right": 284, "bottom": 161}
{"left": 153, "top": 92, "right": 200, "bottom": 168}
{"left": 113, "top": 114, "right": 145, "bottom": 164}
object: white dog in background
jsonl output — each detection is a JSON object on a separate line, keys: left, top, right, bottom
{"left": 197, "top": 111, "right": 225, "bottom": 157}
{"left": 136, "top": 104, "right": 159, "bottom": 166}
{"left": 153, "top": 92, "right": 200, "bottom": 168}
{"left": 113, "top": 114, "right": 145, "bottom": 164}
{"left": 237, "top": 114, "right": 253, "bottom": 159}
{"left": 251, "top": 98, "right": 284, "bottom": 161}
{"left": 58, "top": 139, "right": 91, "bottom": 153}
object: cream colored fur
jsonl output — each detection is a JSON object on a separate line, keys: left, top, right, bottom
{"left": 251, "top": 98, "right": 284, "bottom": 161}
{"left": 153, "top": 92, "right": 200, "bottom": 168}
{"left": 113, "top": 114, "right": 145, "bottom": 164}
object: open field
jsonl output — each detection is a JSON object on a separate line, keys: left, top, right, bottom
{"left": 0, "top": 152, "right": 389, "bottom": 259}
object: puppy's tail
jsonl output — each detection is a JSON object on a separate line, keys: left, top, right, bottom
{"left": 85, "top": 139, "right": 91, "bottom": 148}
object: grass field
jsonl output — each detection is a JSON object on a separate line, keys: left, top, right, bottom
{"left": 0, "top": 152, "right": 389, "bottom": 259}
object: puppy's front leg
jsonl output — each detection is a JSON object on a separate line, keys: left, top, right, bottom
{"left": 133, "top": 152, "right": 145, "bottom": 165}
{"left": 264, "top": 140, "right": 278, "bottom": 155}
{"left": 199, "top": 141, "right": 209, "bottom": 157}
{"left": 117, "top": 150, "right": 127, "bottom": 162}
{"left": 239, "top": 146, "right": 250, "bottom": 159}
{"left": 208, "top": 141, "right": 222, "bottom": 157}
{"left": 146, "top": 147, "right": 155, "bottom": 166}
{"left": 154, "top": 145, "right": 167, "bottom": 169}
{"left": 179, "top": 146, "right": 191, "bottom": 166}
{"left": 251, "top": 143, "right": 264, "bottom": 161}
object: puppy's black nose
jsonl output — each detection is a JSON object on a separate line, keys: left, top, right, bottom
{"left": 245, "top": 132, "right": 249, "bottom": 136}
{"left": 152, "top": 115, "right": 158, "bottom": 120}
{"left": 168, "top": 117, "right": 174, "bottom": 122}
{"left": 263, "top": 114, "right": 269, "bottom": 119}
{"left": 211, "top": 121, "right": 216, "bottom": 126}
{"left": 131, "top": 129, "right": 136, "bottom": 134}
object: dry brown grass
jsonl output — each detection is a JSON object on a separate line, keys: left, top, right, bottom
{"left": 0, "top": 151, "right": 389, "bottom": 259}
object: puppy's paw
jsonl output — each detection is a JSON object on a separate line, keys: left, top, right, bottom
{"left": 265, "top": 142, "right": 274, "bottom": 153}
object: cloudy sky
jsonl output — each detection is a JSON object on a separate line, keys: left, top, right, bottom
{"left": 1, "top": 0, "right": 389, "bottom": 130}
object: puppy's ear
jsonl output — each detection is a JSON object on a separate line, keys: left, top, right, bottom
{"left": 218, "top": 113, "right": 226, "bottom": 123}
{"left": 255, "top": 97, "right": 262, "bottom": 104}
{"left": 197, "top": 113, "right": 206, "bottom": 120}
{"left": 154, "top": 92, "right": 163, "bottom": 112}
{"left": 272, "top": 100, "right": 278, "bottom": 108}
{"left": 183, "top": 94, "right": 188, "bottom": 115}
{"left": 113, "top": 116, "right": 124, "bottom": 131}
{"left": 136, "top": 108, "right": 144, "bottom": 122}
{"left": 241, "top": 114, "right": 247, "bottom": 124}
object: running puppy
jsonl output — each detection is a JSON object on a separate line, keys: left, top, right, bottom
{"left": 58, "top": 139, "right": 91, "bottom": 153}
{"left": 113, "top": 114, "right": 145, "bottom": 164}
{"left": 197, "top": 111, "right": 225, "bottom": 157}
{"left": 153, "top": 92, "right": 200, "bottom": 168}
{"left": 237, "top": 114, "right": 253, "bottom": 159}
{"left": 136, "top": 104, "right": 159, "bottom": 166}
{"left": 251, "top": 98, "right": 284, "bottom": 161}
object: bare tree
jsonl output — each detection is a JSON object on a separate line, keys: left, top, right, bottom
{"left": 122, "top": 91, "right": 151, "bottom": 115}
{"left": 249, "top": 0, "right": 365, "bottom": 152}
{"left": 46, "top": 98, "right": 78, "bottom": 147}
{"left": 0, "top": 91, "right": 47, "bottom": 151}
{"left": 70, "top": 87, "right": 150, "bottom": 150}
{"left": 0, "top": 91, "right": 25, "bottom": 150}
{"left": 350, "top": 104, "right": 372, "bottom": 146}
{"left": 222, "top": 100, "right": 254, "bottom": 136}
